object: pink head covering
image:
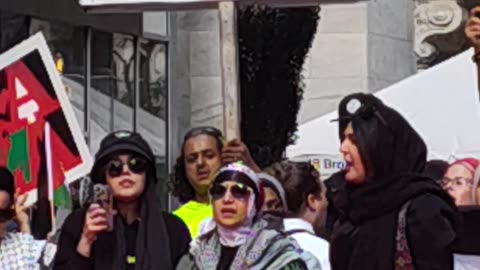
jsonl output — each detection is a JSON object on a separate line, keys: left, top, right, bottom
{"left": 450, "top": 158, "right": 480, "bottom": 176}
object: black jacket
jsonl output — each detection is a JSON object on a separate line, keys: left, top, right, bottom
{"left": 330, "top": 93, "right": 459, "bottom": 270}
{"left": 53, "top": 208, "right": 191, "bottom": 270}
{"left": 331, "top": 193, "right": 458, "bottom": 270}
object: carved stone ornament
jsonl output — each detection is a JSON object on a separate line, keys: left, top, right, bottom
{"left": 414, "top": 0, "right": 468, "bottom": 69}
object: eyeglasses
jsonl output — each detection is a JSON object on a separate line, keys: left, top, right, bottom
{"left": 209, "top": 183, "right": 252, "bottom": 201}
{"left": 0, "top": 209, "right": 14, "bottom": 223}
{"left": 438, "top": 177, "right": 473, "bottom": 188}
{"left": 105, "top": 156, "right": 147, "bottom": 178}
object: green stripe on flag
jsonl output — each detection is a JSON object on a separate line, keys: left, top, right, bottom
{"left": 8, "top": 129, "right": 31, "bottom": 183}
{"left": 54, "top": 185, "right": 72, "bottom": 209}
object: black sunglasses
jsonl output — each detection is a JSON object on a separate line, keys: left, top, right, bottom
{"left": 209, "top": 183, "right": 252, "bottom": 201}
{"left": 105, "top": 156, "right": 147, "bottom": 178}
{"left": 0, "top": 209, "right": 14, "bottom": 223}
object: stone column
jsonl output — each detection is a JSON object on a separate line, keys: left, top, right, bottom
{"left": 173, "top": 10, "right": 224, "bottom": 130}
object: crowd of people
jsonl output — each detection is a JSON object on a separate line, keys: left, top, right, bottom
{"left": 1, "top": 6, "right": 480, "bottom": 270}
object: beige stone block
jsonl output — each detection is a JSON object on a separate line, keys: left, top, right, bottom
{"left": 318, "top": 2, "right": 368, "bottom": 34}
{"left": 298, "top": 77, "right": 367, "bottom": 124}
{"left": 191, "top": 104, "right": 224, "bottom": 129}
{"left": 303, "top": 77, "right": 367, "bottom": 99}
{"left": 173, "top": 30, "right": 190, "bottom": 77}
{"left": 367, "top": 0, "right": 413, "bottom": 40}
{"left": 309, "top": 33, "right": 367, "bottom": 78}
{"left": 367, "top": 33, "right": 416, "bottom": 83}
{"left": 298, "top": 98, "right": 343, "bottom": 125}
{"left": 190, "top": 31, "right": 221, "bottom": 77}
{"left": 190, "top": 76, "right": 222, "bottom": 112}
{"left": 176, "top": 10, "right": 219, "bottom": 31}
{"left": 368, "top": 77, "right": 396, "bottom": 92}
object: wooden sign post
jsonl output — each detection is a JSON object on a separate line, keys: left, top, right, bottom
{"left": 218, "top": 1, "right": 241, "bottom": 139}
{"left": 79, "top": 0, "right": 358, "bottom": 139}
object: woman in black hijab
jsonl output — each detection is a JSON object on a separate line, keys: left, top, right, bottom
{"left": 330, "top": 93, "right": 460, "bottom": 270}
{"left": 54, "top": 131, "right": 190, "bottom": 270}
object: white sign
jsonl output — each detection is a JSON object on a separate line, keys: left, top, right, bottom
{"left": 289, "top": 154, "right": 345, "bottom": 178}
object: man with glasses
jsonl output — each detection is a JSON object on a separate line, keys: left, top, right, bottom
{"left": 55, "top": 131, "right": 191, "bottom": 270}
{"left": 441, "top": 158, "right": 479, "bottom": 206}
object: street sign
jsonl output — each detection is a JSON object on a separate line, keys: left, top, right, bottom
{"left": 0, "top": 33, "right": 93, "bottom": 206}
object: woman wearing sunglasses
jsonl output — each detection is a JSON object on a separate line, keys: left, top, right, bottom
{"left": 176, "top": 162, "right": 317, "bottom": 270}
{"left": 330, "top": 93, "right": 460, "bottom": 270}
{"left": 54, "top": 131, "right": 191, "bottom": 270}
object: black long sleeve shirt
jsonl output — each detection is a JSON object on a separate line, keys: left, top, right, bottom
{"left": 53, "top": 208, "right": 191, "bottom": 270}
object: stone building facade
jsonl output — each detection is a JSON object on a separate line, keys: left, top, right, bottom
{"left": 169, "top": 0, "right": 470, "bottom": 138}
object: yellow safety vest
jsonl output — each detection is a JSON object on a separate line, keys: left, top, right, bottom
{"left": 174, "top": 201, "right": 212, "bottom": 238}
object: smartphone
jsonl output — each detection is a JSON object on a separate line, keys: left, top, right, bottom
{"left": 92, "top": 184, "right": 114, "bottom": 232}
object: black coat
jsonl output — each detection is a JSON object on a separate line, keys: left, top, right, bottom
{"left": 330, "top": 192, "right": 458, "bottom": 270}
{"left": 330, "top": 93, "right": 460, "bottom": 270}
{"left": 53, "top": 208, "right": 191, "bottom": 270}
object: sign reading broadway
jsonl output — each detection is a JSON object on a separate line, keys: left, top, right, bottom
{"left": 0, "top": 33, "right": 92, "bottom": 207}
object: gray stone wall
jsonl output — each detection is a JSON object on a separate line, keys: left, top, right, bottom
{"left": 298, "top": 3, "right": 368, "bottom": 124}
{"left": 298, "top": 0, "right": 416, "bottom": 124}
{"left": 367, "top": 0, "right": 416, "bottom": 91}
{"left": 170, "top": 0, "right": 417, "bottom": 133}
{"left": 174, "top": 10, "right": 224, "bottom": 131}
{"left": 169, "top": 12, "right": 193, "bottom": 159}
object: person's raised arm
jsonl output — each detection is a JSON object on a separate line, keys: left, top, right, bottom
{"left": 466, "top": 7, "right": 480, "bottom": 92}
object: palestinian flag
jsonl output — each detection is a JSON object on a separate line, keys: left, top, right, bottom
{"left": 0, "top": 59, "right": 82, "bottom": 209}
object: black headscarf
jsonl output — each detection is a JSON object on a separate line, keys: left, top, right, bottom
{"left": 90, "top": 131, "right": 172, "bottom": 270}
{"left": 331, "top": 93, "right": 456, "bottom": 270}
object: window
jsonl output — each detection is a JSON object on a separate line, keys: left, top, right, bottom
{"left": 90, "top": 31, "right": 135, "bottom": 153}
{"left": 139, "top": 39, "right": 167, "bottom": 119}
{"left": 138, "top": 38, "right": 168, "bottom": 205}
{"left": 30, "top": 19, "right": 86, "bottom": 132}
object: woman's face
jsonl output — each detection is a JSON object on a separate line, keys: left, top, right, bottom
{"left": 211, "top": 181, "right": 252, "bottom": 229}
{"left": 443, "top": 164, "right": 474, "bottom": 206}
{"left": 262, "top": 187, "right": 283, "bottom": 214}
{"left": 340, "top": 122, "right": 366, "bottom": 184}
{"left": 183, "top": 135, "right": 222, "bottom": 197}
{"left": 105, "top": 154, "right": 147, "bottom": 203}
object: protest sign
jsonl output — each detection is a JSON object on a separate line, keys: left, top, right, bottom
{"left": 0, "top": 33, "right": 92, "bottom": 207}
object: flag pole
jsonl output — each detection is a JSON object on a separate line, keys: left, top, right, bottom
{"left": 44, "top": 123, "right": 57, "bottom": 235}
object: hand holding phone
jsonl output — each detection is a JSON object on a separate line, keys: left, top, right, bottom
{"left": 92, "top": 184, "right": 114, "bottom": 232}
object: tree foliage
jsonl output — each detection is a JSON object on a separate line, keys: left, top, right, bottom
{"left": 238, "top": 5, "right": 320, "bottom": 168}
